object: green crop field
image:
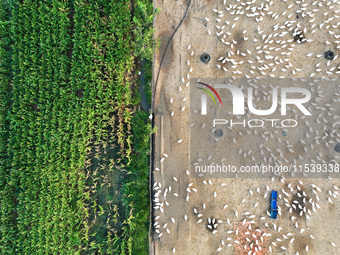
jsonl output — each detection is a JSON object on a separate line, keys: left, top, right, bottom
{"left": 0, "top": 0, "right": 155, "bottom": 254}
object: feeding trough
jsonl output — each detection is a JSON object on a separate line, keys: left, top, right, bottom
{"left": 270, "top": 190, "right": 278, "bottom": 219}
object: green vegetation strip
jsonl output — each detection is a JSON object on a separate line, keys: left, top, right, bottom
{"left": 0, "top": 0, "right": 154, "bottom": 254}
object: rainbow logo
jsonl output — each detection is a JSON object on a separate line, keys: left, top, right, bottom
{"left": 197, "top": 82, "right": 222, "bottom": 106}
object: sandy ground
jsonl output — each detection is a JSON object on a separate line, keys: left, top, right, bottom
{"left": 151, "top": 0, "right": 340, "bottom": 254}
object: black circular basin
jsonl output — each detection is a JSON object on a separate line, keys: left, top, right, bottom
{"left": 200, "top": 53, "right": 211, "bottom": 63}
{"left": 324, "top": 50, "right": 335, "bottom": 60}
{"left": 215, "top": 129, "right": 223, "bottom": 137}
{"left": 335, "top": 143, "right": 340, "bottom": 153}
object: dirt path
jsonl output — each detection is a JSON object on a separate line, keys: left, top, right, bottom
{"left": 151, "top": 0, "right": 340, "bottom": 254}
